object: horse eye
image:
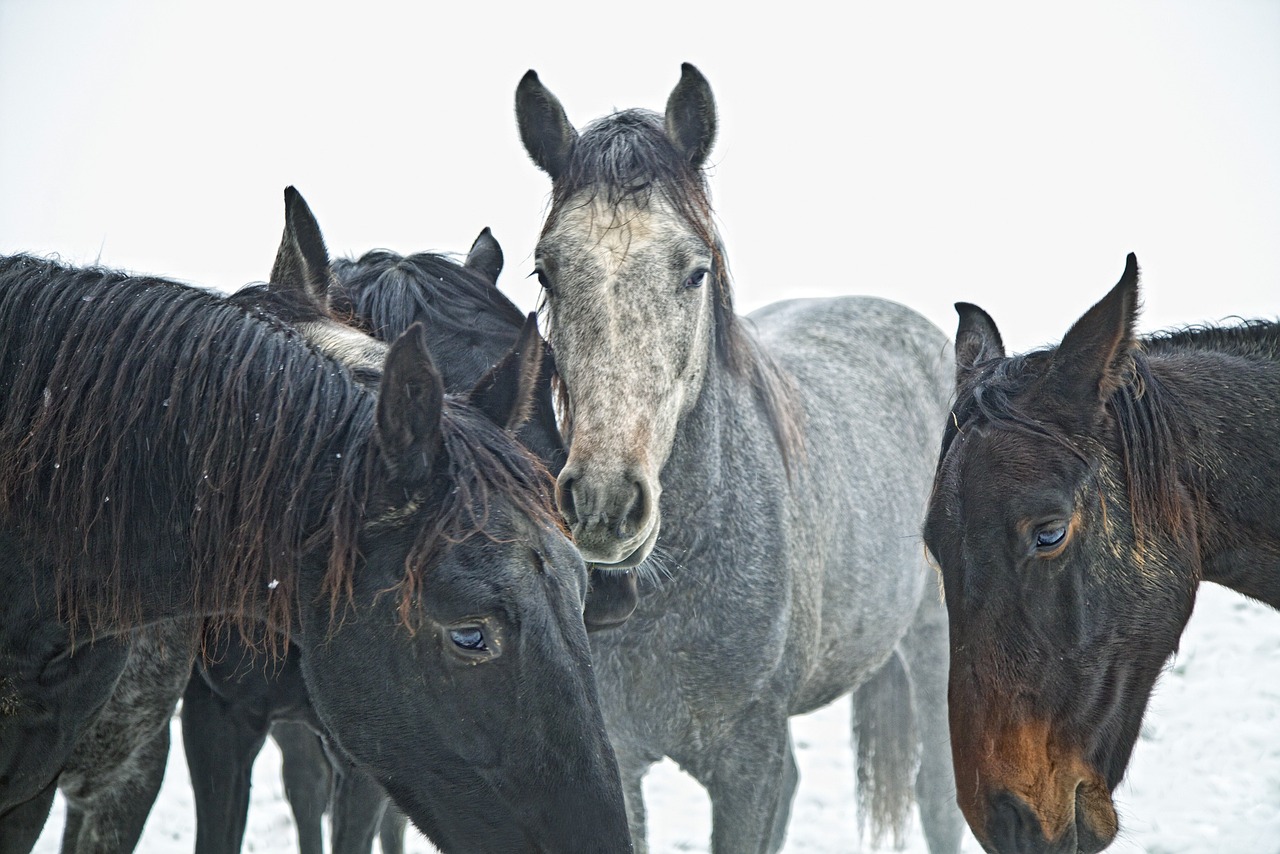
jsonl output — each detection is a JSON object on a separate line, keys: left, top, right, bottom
{"left": 448, "top": 627, "right": 487, "bottom": 651}
{"left": 530, "top": 268, "right": 553, "bottom": 294}
{"left": 682, "top": 270, "right": 707, "bottom": 290}
{"left": 1035, "top": 523, "right": 1068, "bottom": 551}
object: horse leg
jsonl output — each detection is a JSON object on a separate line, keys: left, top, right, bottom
{"left": 612, "top": 749, "right": 654, "bottom": 854}
{"left": 60, "top": 723, "right": 171, "bottom": 854}
{"left": 61, "top": 803, "right": 87, "bottom": 852}
{"left": 272, "top": 721, "right": 331, "bottom": 854}
{"left": 0, "top": 780, "right": 57, "bottom": 854}
{"left": 766, "top": 732, "right": 800, "bottom": 853}
{"left": 182, "top": 670, "right": 268, "bottom": 854}
{"left": 685, "top": 710, "right": 795, "bottom": 854}
{"left": 329, "top": 759, "right": 389, "bottom": 854}
{"left": 897, "top": 587, "right": 964, "bottom": 854}
{"left": 377, "top": 803, "right": 408, "bottom": 854}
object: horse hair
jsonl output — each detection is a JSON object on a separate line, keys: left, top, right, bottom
{"left": 331, "top": 250, "right": 524, "bottom": 343}
{"left": 0, "top": 254, "right": 558, "bottom": 646}
{"left": 542, "top": 108, "right": 806, "bottom": 470}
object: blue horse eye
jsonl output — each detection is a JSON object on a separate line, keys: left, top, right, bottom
{"left": 1035, "top": 524, "right": 1067, "bottom": 550}
{"left": 449, "top": 627, "right": 487, "bottom": 651}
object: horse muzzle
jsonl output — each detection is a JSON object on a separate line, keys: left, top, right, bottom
{"left": 556, "top": 462, "right": 659, "bottom": 566}
{"left": 952, "top": 713, "right": 1118, "bottom": 854}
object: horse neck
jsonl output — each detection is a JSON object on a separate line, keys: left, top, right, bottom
{"left": 655, "top": 333, "right": 785, "bottom": 563}
{"left": 1154, "top": 352, "right": 1280, "bottom": 608}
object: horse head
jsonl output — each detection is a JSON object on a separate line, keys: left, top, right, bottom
{"left": 923, "top": 255, "right": 1199, "bottom": 853}
{"left": 516, "top": 64, "right": 723, "bottom": 569}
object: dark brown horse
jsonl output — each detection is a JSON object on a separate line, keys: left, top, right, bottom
{"left": 923, "top": 254, "right": 1280, "bottom": 853}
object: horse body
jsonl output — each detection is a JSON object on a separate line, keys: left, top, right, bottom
{"left": 518, "top": 66, "right": 963, "bottom": 853}
{"left": 0, "top": 234, "right": 630, "bottom": 853}
{"left": 924, "top": 255, "right": 1280, "bottom": 853}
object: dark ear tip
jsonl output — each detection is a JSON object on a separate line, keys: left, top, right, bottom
{"left": 955, "top": 301, "right": 977, "bottom": 315}
{"left": 519, "top": 69, "right": 541, "bottom": 87}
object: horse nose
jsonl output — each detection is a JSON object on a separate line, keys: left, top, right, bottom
{"left": 556, "top": 463, "right": 653, "bottom": 560}
{"left": 987, "top": 790, "right": 1078, "bottom": 854}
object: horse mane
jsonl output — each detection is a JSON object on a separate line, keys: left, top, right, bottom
{"left": 331, "top": 250, "right": 524, "bottom": 342}
{"left": 0, "top": 254, "right": 558, "bottom": 645}
{"left": 942, "top": 339, "right": 1191, "bottom": 550}
{"left": 1144, "top": 317, "right": 1280, "bottom": 361}
{"left": 544, "top": 108, "right": 806, "bottom": 470}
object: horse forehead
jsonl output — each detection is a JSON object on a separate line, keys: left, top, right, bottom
{"left": 543, "top": 195, "right": 692, "bottom": 277}
{"left": 934, "top": 427, "right": 1077, "bottom": 542}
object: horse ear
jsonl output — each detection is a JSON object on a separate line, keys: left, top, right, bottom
{"left": 1046, "top": 253, "right": 1141, "bottom": 406}
{"left": 665, "top": 63, "right": 717, "bottom": 169}
{"left": 954, "top": 302, "right": 1005, "bottom": 386}
{"left": 464, "top": 227, "right": 504, "bottom": 285}
{"left": 516, "top": 70, "right": 579, "bottom": 181}
{"left": 468, "top": 314, "right": 544, "bottom": 433}
{"left": 376, "top": 322, "right": 445, "bottom": 486}
{"left": 271, "top": 186, "right": 333, "bottom": 312}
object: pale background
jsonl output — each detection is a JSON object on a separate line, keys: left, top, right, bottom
{"left": 1, "top": 1, "right": 1277, "bottom": 351}
{"left": 3, "top": 1, "right": 1278, "bottom": 852}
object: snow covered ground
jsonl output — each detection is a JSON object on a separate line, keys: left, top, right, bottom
{"left": 33, "top": 583, "right": 1279, "bottom": 854}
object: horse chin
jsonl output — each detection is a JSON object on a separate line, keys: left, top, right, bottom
{"left": 582, "top": 517, "right": 660, "bottom": 569}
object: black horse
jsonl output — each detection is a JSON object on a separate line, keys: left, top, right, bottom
{"left": 923, "top": 254, "right": 1280, "bottom": 853}
{"left": 0, "top": 234, "right": 631, "bottom": 851}
{"left": 185, "top": 212, "right": 642, "bottom": 854}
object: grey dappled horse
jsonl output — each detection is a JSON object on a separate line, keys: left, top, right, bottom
{"left": 516, "top": 64, "right": 965, "bottom": 853}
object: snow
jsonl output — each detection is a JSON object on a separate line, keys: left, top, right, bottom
{"left": 33, "top": 584, "right": 1279, "bottom": 853}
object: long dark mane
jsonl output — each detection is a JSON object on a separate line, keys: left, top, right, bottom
{"left": 939, "top": 321, "right": 1280, "bottom": 551}
{"left": 544, "top": 109, "right": 805, "bottom": 468}
{"left": 0, "top": 254, "right": 557, "bottom": 642}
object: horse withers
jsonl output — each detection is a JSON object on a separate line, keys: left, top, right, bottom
{"left": 517, "top": 65, "right": 964, "bottom": 853}
{"left": 0, "top": 203, "right": 630, "bottom": 852}
{"left": 923, "top": 254, "right": 1280, "bottom": 853}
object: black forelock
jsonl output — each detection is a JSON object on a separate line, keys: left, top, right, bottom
{"left": 332, "top": 249, "right": 524, "bottom": 344}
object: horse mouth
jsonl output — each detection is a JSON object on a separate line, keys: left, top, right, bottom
{"left": 578, "top": 517, "right": 660, "bottom": 568}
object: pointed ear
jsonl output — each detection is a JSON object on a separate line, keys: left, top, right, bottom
{"left": 954, "top": 302, "right": 1006, "bottom": 387}
{"left": 376, "top": 322, "right": 445, "bottom": 486}
{"left": 1046, "top": 253, "right": 1141, "bottom": 406}
{"left": 464, "top": 227, "right": 504, "bottom": 285}
{"left": 665, "top": 63, "right": 717, "bottom": 169}
{"left": 516, "top": 70, "right": 579, "bottom": 181}
{"left": 468, "top": 314, "right": 544, "bottom": 432}
{"left": 271, "top": 186, "right": 333, "bottom": 312}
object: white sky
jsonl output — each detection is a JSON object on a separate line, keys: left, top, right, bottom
{"left": 1, "top": 0, "right": 1276, "bottom": 353}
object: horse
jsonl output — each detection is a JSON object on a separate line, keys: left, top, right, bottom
{"left": 922, "top": 254, "right": 1280, "bottom": 854}
{"left": 0, "top": 200, "right": 631, "bottom": 852}
{"left": 180, "top": 211, "right": 570, "bottom": 854}
{"left": 515, "top": 64, "right": 965, "bottom": 853}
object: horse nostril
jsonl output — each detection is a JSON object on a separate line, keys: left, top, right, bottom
{"left": 614, "top": 477, "right": 649, "bottom": 539}
{"left": 556, "top": 473, "right": 578, "bottom": 523}
{"left": 988, "top": 791, "right": 1044, "bottom": 852}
